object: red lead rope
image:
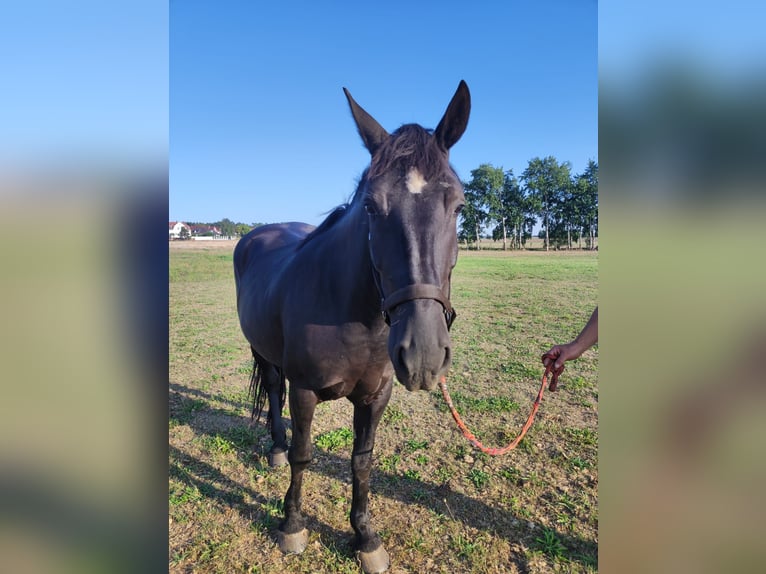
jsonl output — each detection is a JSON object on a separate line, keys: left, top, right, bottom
{"left": 438, "top": 363, "right": 559, "bottom": 456}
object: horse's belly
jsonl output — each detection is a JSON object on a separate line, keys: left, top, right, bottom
{"left": 315, "top": 380, "right": 358, "bottom": 401}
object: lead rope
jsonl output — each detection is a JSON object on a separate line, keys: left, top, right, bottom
{"left": 438, "top": 363, "right": 558, "bottom": 456}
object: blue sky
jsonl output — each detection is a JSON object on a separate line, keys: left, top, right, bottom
{"left": 170, "top": 0, "right": 597, "bottom": 226}
{"left": 599, "top": 2, "right": 766, "bottom": 80}
{"left": 1, "top": 1, "right": 168, "bottom": 167}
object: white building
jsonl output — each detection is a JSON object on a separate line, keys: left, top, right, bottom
{"left": 169, "top": 221, "right": 191, "bottom": 240}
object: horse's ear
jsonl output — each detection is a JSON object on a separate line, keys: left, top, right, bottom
{"left": 343, "top": 87, "right": 389, "bottom": 155}
{"left": 434, "top": 80, "right": 471, "bottom": 152}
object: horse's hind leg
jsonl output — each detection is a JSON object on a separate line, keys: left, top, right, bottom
{"left": 277, "top": 385, "right": 318, "bottom": 555}
{"left": 263, "top": 364, "right": 288, "bottom": 467}
{"left": 250, "top": 350, "right": 288, "bottom": 467}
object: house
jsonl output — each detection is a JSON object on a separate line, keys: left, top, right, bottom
{"left": 169, "top": 221, "right": 191, "bottom": 240}
{"left": 189, "top": 224, "right": 222, "bottom": 237}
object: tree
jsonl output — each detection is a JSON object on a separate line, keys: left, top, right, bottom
{"left": 235, "top": 223, "right": 253, "bottom": 237}
{"left": 215, "top": 218, "right": 237, "bottom": 237}
{"left": 179, "top": 226, "right": 190, "bottom": 240}
{"left": 521, "top": 156, "right": 572, "bottom": 251}
{"left": 550, "top": 178, "right": 578, "bottom": 249}
{"left": 576, "top": 160, "right": 598, "bottom": 250}
{"left": 464, "top": 164, "right": 505, "bottom": 249}
{"left": 458, "top": 189, "right": 485, "bottom": 249}
{"left": 500, "top": 170, "right": 538, "bottom": 250}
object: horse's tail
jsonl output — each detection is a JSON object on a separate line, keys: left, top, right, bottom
{"left": 248, "top": 347, "right": 286, "bottom": 424}
{"left": 248, "top": 351, "right": 267, "bottom": 421}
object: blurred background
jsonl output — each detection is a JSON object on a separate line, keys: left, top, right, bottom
{"left": 1, "top": 2, "right": 168, "bottom": 572}
{"left": 2, "top": 1, "right": 765, "bottom": 572}
{"left": 600, "top": 1, "right": 766, "bottom": 572}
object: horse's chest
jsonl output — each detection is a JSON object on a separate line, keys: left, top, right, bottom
{"left": 283, "top": 323, "right": 390, "bottom": 387}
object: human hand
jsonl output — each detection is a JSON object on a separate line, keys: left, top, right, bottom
{"left": 541, "top": 308, "right": 598, "bottom": 391}
{"left": 541, "top": 342, "right": 585, "bottom": 391}
{"left": 542, "top": 342, "right": 586, "bottom": 372}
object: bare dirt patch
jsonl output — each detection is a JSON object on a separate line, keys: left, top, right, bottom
{"left": 169, "top": 239, "right": 238, "bottom": 251}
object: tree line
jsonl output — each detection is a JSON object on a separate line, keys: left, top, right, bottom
{"left": 190, "top": 156, "right": 596, "bottom": 250}
{"left": 460, "top": 157, "right": 597, "bottom": 250}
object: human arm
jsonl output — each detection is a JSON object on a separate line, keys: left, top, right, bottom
{"left": 542, "top": 307, "right": 598, "bottom": 372}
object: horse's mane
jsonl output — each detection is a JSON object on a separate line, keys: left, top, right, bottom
{"left": 299, "top": 124, "right": 445, "bottom": 249}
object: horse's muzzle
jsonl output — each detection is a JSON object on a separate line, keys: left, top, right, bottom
{"left": 387, "top": 299, "right": 452, "bottom": 391}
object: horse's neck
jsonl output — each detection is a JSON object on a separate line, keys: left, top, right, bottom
{"left": 315, "top": 208, "right": 378, "bottom": 304}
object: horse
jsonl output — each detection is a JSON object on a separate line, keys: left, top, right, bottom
{"left": 233, "top": 81, "right": 470, "bottom": 573}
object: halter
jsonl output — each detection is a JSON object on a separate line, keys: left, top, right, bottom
{"left": 370, "top": 264, "right": 456, "bottom": 329}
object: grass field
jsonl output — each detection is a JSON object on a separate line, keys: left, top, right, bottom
{"left": 169, "top": 240, "right": 598, "bottom": 573}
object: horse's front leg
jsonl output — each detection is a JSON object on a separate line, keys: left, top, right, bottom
{"left": 350, "top": 380, "right": 393, "bottom": 574}
{"left": 277, "top": 385, "right": 317, "bottom": 554}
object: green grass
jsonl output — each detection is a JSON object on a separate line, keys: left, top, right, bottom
{"left": 202, "top": 434, "right": 237, "bottom": 455}
{"left": 169, "top": 244, "right": 598, "bottom": 574}
{"left": 315, "top": 427, "right": 354, "bottom": 451}
{"left": 534, "top": 527, "right": 567, "bottom": 559}
{"left": 466, "top": 468, "right": 491, "bottom": 489}
{"left": 169, "top": 251, "right": 233, "bottom": 283}
{"left": 404, "top": 438, "right": 429, "bottom": 453}
{"left": 381, "top": 405, "right": 405, "bottom": 424}
{"left": 563, "top": 427, "right": 598, "bottom": 447}
{"left": 169, "top": 483, "right": 203, "bottom": 506}
{"left": 403, "top": 469, "right": 421, "bottom": 481}
{"left": 441, "top": 392, "right": 520, "bottom": 414}
{"left": 451, "top": 531, "right": 483, "bottom": 560}
{"left": 568, "top": 455, "right": 592, "bottom": 470}
{"left": 379, "top": 454, "right": 400, "bottom": 473}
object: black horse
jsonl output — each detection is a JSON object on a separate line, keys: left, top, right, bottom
{"left": 234, "top": 81, "right": 470, "bottom": 573}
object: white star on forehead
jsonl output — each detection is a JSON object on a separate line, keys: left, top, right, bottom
{"left": 405, "top": 168, "right": 428, "bottom": 194}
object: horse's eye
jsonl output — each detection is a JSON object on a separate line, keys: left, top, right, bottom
{"left": 364, "top": 203, "right": 377, "bottom": 216}
{"left": 454, "top": 204, "right": 465, "bottom": 215}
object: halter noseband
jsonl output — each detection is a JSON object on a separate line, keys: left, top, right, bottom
{"left": 371, "top": 268, "right": 456, "bottom": 329}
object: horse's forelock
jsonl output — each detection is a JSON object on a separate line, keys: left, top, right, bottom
{"left": 366, "top": 124, "right": 446, "bottom": 181}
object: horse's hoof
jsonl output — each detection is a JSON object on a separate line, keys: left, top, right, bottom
{"left": 277, "top": 528, "right": 308, "bottom": 554}
{"left": 268, "top": 450, "right": 288, "bottom": 467}
{"left": 357, "top": 546, "right": 390, "bottom": 574}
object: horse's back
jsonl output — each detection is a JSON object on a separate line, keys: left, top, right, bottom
{"left": 234, "top": 222, "right": 315, "bottom": 358}
{"left": 234, "top": 222, "right": 315, "bottom": 283}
